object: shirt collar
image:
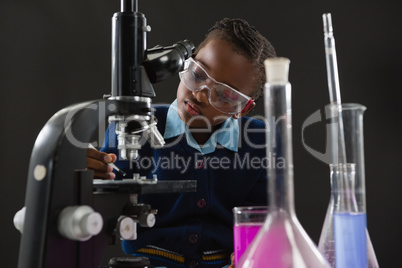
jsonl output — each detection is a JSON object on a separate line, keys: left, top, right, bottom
{"left": 164, "top": 99, "right": 239, "bottom": 155}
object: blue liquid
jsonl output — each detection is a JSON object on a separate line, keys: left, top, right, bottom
{"left": 334, "top": 212, "right": 367, "bottom": 268}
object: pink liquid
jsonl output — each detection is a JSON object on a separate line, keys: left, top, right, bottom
{"left": 233, "top": 223, "right": 262, "bottom": 265}
{"left": 238, "top": 223, "right": 288, "bottom": 267}
{"left": 237, "top": 220, "right": 329, "bottom": 267}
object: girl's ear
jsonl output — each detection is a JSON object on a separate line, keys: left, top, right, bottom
{"left": 232, "top": 101, "right": 255, "bottom": 119}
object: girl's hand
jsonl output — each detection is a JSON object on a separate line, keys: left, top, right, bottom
{"left": 86, "top": 148, "right": 117, "bottom": 180}
{"left": 228, "top": 253, "right": 235, "bottom": 268}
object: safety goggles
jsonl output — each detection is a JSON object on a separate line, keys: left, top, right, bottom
{"left": 179, "top": 57, "right": 254, "bottom": 114}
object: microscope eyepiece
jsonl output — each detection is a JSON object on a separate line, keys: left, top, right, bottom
{"left": 144, "top": 40, "right": 195, "bottom": 83}
{"left": 174, "top": 39, "right": 195, "bottom": 59}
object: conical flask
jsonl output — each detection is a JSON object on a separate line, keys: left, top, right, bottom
{"left": 318, "top": 104, "right": 379, "bottom": 268}
{"left": 237, "top": 58, "right": 330, "bottom": 268}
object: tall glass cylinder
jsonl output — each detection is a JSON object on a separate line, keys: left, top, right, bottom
{"left": 318, "top": 103, "right": 379, "bottom": 268}
{"left": 237, "top": 58, "right": 330, "bottom": 267}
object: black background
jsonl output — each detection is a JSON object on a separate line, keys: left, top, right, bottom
{"left": 1, "top": 0, "right": 401, "bottom": 267}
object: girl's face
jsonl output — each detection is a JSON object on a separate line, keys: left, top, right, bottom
{"left": 176, "top": 39, "right": 256, "bottom": 129}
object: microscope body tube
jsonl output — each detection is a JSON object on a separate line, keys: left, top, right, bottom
{"left": 111, "top": 0, "right": 194, "bottom": 98}
{"left": 111, "top": 7, "right": 155, "bottom": 97}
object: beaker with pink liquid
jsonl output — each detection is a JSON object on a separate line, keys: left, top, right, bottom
{"left": 233, "top": 206, "right": 267, "bottom": 266}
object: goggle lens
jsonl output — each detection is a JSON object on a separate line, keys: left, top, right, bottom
{"left": 179, "top": 58, "right": 254, "bottom": 114}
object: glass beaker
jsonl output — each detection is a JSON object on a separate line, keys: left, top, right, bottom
{"left": 233, "top": 206, "right": 267, "bottom": 266}
{"left": 237, "top": 58, "right": 330, "bottom": 267}
{"left": 318, "top": 104, "right": 379, "bottom": 268}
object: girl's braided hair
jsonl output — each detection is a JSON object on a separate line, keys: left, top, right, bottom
{"left": 195, "top": 18, "right": 277, "bottom": 101}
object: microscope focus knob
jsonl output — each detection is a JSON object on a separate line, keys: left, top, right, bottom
{"left": 138, "top": 213, "right": 156, "bottom": 228}
{"left": 58, "top": 205, "right": 103, "bottom": 241}
{"left": 118, "top": 216, "right": 137, "bottom": 240}
{"left": 13, "top": 206, "right": 26, "bottom": 234}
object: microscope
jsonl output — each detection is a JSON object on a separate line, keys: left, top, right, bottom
{"left": 13, "top": 1, "right": 196, "bottom": 267}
